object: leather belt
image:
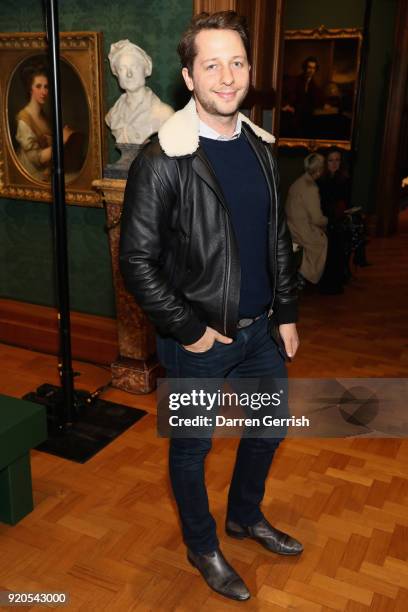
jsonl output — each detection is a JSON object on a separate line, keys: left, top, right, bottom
{"left": 236, "top": 314, "right": 264, "bottom": 330}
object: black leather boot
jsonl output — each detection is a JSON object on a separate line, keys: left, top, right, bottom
{"left": 187, "top": 548, "right": 250, "bottom": 601}
{"left": 226, "top": 517, "right": 303, "bottom": 555}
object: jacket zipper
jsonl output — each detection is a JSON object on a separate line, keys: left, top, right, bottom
{"left": 265, "top": 146, "right": 278, "bottom": 315}
{"left": 244, "top": 134, "right": 278, "bottom": 318}
{"left": 195, "top": 151, "right": 233, "bottom": 335}
{"left": 223, "top": 214, "right": 231, "bottom": 334}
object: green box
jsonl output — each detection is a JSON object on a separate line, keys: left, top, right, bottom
{"left": 0, "top": 394, "right": 47, "bottom": 524}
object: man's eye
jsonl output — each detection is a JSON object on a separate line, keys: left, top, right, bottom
{"left": 233, "top": 61, "right": 243, "bottom": 68}
{"left": 206, "top": 64, "right": 217, "bottom": 70}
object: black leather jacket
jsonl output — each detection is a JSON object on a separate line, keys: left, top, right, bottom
{"left": 120, "top": 114, "right": 298, "bottom": 346}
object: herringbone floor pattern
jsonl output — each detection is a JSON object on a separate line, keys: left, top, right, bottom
{"left": 0, "top": 211, "right": 407, "bottom": 610}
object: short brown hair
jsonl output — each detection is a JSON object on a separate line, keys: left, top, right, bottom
{"left": 177, "top": 11, "right": 251, "bottom": 75}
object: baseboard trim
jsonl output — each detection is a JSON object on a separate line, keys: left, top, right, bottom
{"left": 0, "top": 299, "right": 118, "bottom": 365}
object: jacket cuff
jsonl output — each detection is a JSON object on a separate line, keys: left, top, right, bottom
{"left": 171, "top": 317, "right": 207, "bottom": 345}
{"left": 274, "top": 301, "right": 298, "bottom": 325}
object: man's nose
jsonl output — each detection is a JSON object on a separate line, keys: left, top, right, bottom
{"left": 126, "top": 68, "right": 133, "bottom": 77}
{"left": 220, "top": 65, "right": 234, "bottom": 85}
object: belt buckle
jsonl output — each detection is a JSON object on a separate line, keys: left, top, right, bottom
{"left": 237, "top": 317, "right": 255, "bottom": 330}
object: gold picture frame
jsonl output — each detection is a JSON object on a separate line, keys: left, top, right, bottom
{"left": 0, "top": 31, "right": 105, "bottom": 206}
{"left": 278, "top": 25, "right": 363, "bottom": 151}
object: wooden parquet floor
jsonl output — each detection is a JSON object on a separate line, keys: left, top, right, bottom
{"left": 0, "top": 212, "right": 407, "bottom": 610}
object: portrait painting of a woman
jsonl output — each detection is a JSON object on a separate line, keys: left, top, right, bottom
{"left": 15, "top": 63, "right": 53, "bottom": 182}
{"left": 0, "top": 32, "right": 104, "bottom": 205}
{"left": 13, "top": 60, "right": 83, "bottom": 184}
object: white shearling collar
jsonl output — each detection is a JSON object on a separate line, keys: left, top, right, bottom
{"left": 158, "top": 97, "right": 275, "bottom": 157}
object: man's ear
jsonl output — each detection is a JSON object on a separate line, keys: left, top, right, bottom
{"left": 182, "top": 67, "right": 194, "bottom": 92}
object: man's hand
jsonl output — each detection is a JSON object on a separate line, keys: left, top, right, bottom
{"left": 182, "top": 326, "right": 233, "bottom": 353}
{"left": 278, "top": 323, "right": 299, "bottom": 359}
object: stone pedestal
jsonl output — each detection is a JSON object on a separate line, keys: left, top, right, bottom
{"left": 104, "top": 143, "right": 144, "bottom": 179}
{"left": 93, "top": 177, "right": 162, "bottom": 393}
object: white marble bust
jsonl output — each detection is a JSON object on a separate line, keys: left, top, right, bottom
{"left": 105, "top": 39, "right": 174, "bottom": 144}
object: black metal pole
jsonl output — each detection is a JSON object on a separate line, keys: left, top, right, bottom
{"left": 44, "top": 0, "right": 75, "bottom": 424}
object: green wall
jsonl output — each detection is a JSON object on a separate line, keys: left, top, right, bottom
{"left": 0, "top": 0, "right": 192, "bottom": 317}
{"left": 279, "top": 0, "right": 397, "bottom": 210}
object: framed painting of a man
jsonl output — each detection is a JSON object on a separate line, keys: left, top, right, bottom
{"left": 0, "top": 32, "right": 105, "bottom": 206}
{"left": 278, "top": 26, "right": 363, "bottom": 150}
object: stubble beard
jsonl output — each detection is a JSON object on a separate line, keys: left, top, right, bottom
{"left": 194, "top": 85, "right": 249, "bottom": 118}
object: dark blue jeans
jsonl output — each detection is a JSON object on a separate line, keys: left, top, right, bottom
{"left": 156, "top": 314, "right": 288, "bottom": 554}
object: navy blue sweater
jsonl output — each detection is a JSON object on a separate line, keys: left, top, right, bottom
{"left": 200, "top": 133, "right": 272, "bottom": 318}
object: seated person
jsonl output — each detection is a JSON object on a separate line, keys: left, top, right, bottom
{"left": 285, "top": 153, "right": 328, "bottom": 286}
{"left": 318, "top": 148, "right": 369, "bottom": 295}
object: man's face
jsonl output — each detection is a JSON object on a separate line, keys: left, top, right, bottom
{"left": 305, "top": 61, "right": 317, "bottom": 78}
{"left": 182, "top": 29, "right": 250, "bottom": 118}
{"left": 116, "top": 53, "right": 145, "bottom": 92}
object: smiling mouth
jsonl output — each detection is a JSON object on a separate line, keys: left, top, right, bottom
{"left": 215, "top": 91, "right": 237, "bottom": 100}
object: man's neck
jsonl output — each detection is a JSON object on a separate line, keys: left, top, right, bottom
{"left": 195, "top": 99, "right": 239, "bottom": 138}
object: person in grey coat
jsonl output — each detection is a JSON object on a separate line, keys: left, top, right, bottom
{"left": 285, "top": 153, "right": 328, "bottom": 284}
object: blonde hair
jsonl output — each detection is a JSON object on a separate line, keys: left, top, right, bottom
{"left": 304, "top": 153, "right": 324, "bottom": 177}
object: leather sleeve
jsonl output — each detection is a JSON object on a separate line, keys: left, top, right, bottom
{"left": 270, "top": 152, "right": 299, "bottom": 325}
{"left": 119, "top": 152, "right": 207, "bottom": 344}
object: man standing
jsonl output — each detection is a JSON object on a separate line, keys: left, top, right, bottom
{"left": 120, "top": 11, "right": 302, "bottom": 602}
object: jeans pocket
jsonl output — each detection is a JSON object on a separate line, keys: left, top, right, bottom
{"left": 178, "top": 341, "right": 218, "bottom": 356}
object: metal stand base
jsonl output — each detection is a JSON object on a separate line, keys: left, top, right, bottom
{"left": 23, "top": 384, "right": 146, "bottom": 463}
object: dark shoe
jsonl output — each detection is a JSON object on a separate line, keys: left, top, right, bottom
{"left": 226, "top": 517, "right": 303, "bottom": 556}
{"left": 353, "top": 249, "right": 371, "bottom": 267}
{"left": 343, "top": 267, "right": 352, "bottom": 284}
{"left": 187, "top": 548, "right": 250, "bottom": 601}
